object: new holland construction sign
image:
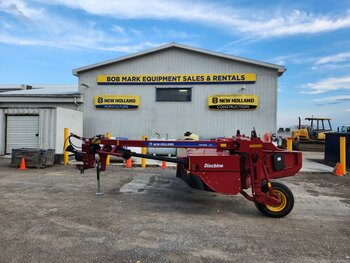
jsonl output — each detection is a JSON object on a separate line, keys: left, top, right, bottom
{"left": 208, "top": 94, "right": 259, "bottom": 110}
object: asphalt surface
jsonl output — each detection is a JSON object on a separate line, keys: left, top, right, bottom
{"left": 0, "top": 157, "right": 349, "bottom": 263}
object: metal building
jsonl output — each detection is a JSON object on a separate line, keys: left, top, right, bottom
{"left": 0, "top": 85, "right": 83, "bottom": 156}
{"left": 73, "top": 43, "right": 285, "bottom": 140}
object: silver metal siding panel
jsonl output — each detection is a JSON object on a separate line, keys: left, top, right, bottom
{"left": 73, "top": 43, "right": 285, "bottom": 75}
{"left": 0, "top": 109, "right": 4, "bottom": 154}
{"left": 38, "top": 109, "right": 56, "bottom": 149}
{"left": 79, "top": 48, "right": 278, "bottom": 139}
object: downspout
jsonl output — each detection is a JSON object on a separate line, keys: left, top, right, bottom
{"left": 73, "top": 96, "right": 79, "bottom": 110}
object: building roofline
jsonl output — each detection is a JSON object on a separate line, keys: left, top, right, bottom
{"left": 72, "top": 42, "right": 286, "bottom": 76}
{"left": 0, "top": 84, "right": 79, "bottom": 96}
{"left": 0, "top": 93, "right": 81, "bottom": 97}
{"left": 0, "top": 92, "right": 83, "bottom": 104}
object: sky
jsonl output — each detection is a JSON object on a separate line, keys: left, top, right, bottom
{"left": 0, "top": 0, "right": 349, "bottom": 129}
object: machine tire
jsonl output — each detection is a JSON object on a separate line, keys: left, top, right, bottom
{"left": 292, "top": 140, "right": 299, "bottom": 150}
{"left": 176, "top": 164, "right": 205, "bottom": 190}
{"left": 188, "top": 175, "right": 205, "bottom": 190}
{"left": 255, "top": 182, "right": 294, "bottom": 218}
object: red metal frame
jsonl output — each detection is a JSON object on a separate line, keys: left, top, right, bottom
{"left": 74, "top": 133, "right": 302, "bottom": 207}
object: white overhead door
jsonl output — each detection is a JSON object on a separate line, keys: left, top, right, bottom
{"left": 6, "top": 115, "right": 39, "bottom": 154}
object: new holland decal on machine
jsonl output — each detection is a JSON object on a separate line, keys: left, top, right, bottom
{"left": 94, "top": 95, "right": 140, "bottom": 109}
{"left": 208, "top": 94, "right": 259, "bottom": 110}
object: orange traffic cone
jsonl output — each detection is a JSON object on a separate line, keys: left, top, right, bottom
{"left": 19, "top": 158, "right": 26, "bottom": 170}
{"left": 161, "top": 161, "right": 167, "bottom": 169}
{"left": 125, "top": 158, "right": 132, "bottom": 168}
{"left": 333, "top": 162, "right": 344, "bottom": 177}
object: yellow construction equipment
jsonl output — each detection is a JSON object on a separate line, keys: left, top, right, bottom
{"left": 291, "top": 117, "right": 333, "bottom": 150}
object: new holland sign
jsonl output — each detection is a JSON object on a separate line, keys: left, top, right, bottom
{"left": 208, "top": 94, "right": 259, "bottom": 110}
{"left": 94, "top": 95, "right": 140, "bottom": 109}
{"left": 97, "top": 73, "right": 256, "bottom": 85}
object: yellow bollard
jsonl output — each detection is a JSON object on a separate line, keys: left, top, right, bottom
{"left": 141, "top": 135, "right": 147, "bottom": 168}
{"left": 287, "top": 137, "right": 293, "bottom": 151}
{"left": 106, "top": 132, "right": 110, "bottom": 166}
{"left": 64, "top": 128, "right": 69, "bottom": 165}
{"left": 340, "top": 136, "right": 346, "bottom": 175}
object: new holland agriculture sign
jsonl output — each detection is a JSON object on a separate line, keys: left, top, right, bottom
{"left": 94, "top": 95, "right": 140, "bottom": 109}
{"left": 97, "top": 73, "right": 256, "bottom": 85}
{"left": 208, "top": 94, "right": 259, "bottom": 110}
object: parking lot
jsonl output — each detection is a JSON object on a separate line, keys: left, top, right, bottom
{"left": 0, "top": 157, "right": 349, "bottom": 263}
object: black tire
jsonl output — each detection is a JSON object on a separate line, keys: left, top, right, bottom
{"left": 255, "top": 182, "right": 294, "bottom": 218}
{"left": 176, "top": 164, "right": 205, "bottom": 190}
{"left": 292, "top": 141, "right": 299, "bottom": 150}
{"left": 188, "top": 175, "right": 205, "bottom": 190}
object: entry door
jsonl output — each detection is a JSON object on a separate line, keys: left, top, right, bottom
{"left": 6, "top": 115, "right": 39, "bottom": 154}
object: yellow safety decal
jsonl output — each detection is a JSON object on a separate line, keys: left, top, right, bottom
{"left": 267, "top": 182, "right": 272, "bottom": 188}
{"left": 249, "top": 144, "right": 262, "bottom": 148}
{"left": 220, "top": 143, "right": 227, "bottom": 147}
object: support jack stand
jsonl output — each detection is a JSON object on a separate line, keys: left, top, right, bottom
{"left": 95, "top": 162, "right": 103, "bottom": 196}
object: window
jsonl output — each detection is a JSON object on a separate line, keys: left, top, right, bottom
{"left": 156, "top": 88, "right": 192, "bottom": 102}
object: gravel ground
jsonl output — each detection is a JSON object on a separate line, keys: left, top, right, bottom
{"left": 0, "top": 158, "right": 349, "bottom": 263}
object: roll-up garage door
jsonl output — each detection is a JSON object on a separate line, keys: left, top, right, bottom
{"left": 6, "top": 115, "right": 39, "bottom": 154}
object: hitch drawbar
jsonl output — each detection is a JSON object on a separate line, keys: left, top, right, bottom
{"left": 67, "top": 131, "right": 302, "bottom": 218}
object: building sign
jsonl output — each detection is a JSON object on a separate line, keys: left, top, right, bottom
{"left": 208, "top": 94, "right": 259, "bottom": 110}
{"left": 94, "top": 95, "right": 140, "bottom": 109}
{"left": 97, "top": 73, "right": 256, "bottom": 85}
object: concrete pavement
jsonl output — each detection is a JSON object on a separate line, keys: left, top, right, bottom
{"left": 301, "top": 151, "right": 334, "bottom": 173}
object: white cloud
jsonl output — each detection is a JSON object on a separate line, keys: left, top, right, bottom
{"left": 275, "top": 60, "right": 285, "bottom": 66}
{"left": 40, "top": 0, "right": 350, "bottom": 38}
{"left": 314, "top": 95, "right": 350, "bottom": 103}
{"left": 266, "top": 53, "right": 320, "bottom": 67}
{"left": 0, "top": 0, "right": 202, "bottom": 51}
{"left": 312, "top": 52, "right": 350, "bottom": 71}
{"left": 0, "top": 0, "right": 161, "bottom": 51}
{"left": 303, "top": 76, "right": 350, "bottom": 94}
{"left": 167, "top": 29, "right": 190, "bottom": 39}
{"left": 0, "top": 34, "right": 51, "bottom": 46}
{"left": 0, "top": 0, "right": 43, "bottom": 18}
{"left": 312, "top": 63, "right": 350, "bottom": 71}
{"left": 2, "top": 0, "right": 350, "bottom": 51}
{"left": 151, "top": 27, "right": 198, "bottom": 39}
{"left": 0, "top": 32, "right": 157, "bottom": 52}
{"left": 315, "top": 52, "right": 350, "bottom": 65}
{"left": 112, "top": 25, "right": 126, "bottom": 35}
{"left": 346, "top": 108, "right": 350, "bottom": 112}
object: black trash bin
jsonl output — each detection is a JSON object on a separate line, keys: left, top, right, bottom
{"left": 325, "top": 133, "right": 350, "bottom": 168}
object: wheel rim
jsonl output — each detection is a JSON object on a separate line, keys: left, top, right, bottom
{"left": 266, "top": 190, "right": 287, "bottom": 212}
